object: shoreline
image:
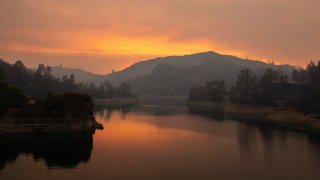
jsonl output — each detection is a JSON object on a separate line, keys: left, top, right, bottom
{"left": 188, "top": 101, "right": 320, "bottom": 134}
{"left": 93, "top": 97, "right": 138, "bottom": 107}
{"left": 0, "top": 117, "right": 103, "bottom": 134}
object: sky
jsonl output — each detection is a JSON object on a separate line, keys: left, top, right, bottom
{"left": 0, "top": 0, "right": 319, "bottom": 74}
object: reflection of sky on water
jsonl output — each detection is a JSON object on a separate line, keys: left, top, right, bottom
{"left": 1, "top": 105, "right": 320, "bottom": 180}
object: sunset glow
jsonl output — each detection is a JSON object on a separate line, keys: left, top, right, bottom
{"left": 1, "top": 0, "right": 319, "bottom": 73}
{"left": 2, "top": 1, "right": 320, "bottom": 180}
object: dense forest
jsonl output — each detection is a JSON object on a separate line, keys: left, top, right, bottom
{"left": 189, "top": 61, "right": 320, "bottom": 113}
{"left": 0, "top": 70, "right": 29, "bottom": 115}
{"left": 0, "top": 60, "right": 133, "bottom": 99}
{"left": 0, "top": 59, "right": 134, "bottom": 115}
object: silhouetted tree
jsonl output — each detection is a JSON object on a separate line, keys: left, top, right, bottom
{"left": 230, "top": 69, "right": 257, "bottom": 103}
{"left": 259, "top": 68, "right": 279, "bottom": 87}
{"left": 306, "top": 61, "right": 320, "bottom": 83}
{"left": 99, "top": 80, "right": 115, "bottom": 97}
{"left": 119, "top": 82, "right": 132, "bottom": 97}
{"left": 188, "top": 87, "right": 210, "bottom": 102}
{"left": 70, "top": 74, "right": 76, "bottom": 85}
{"left": 259, "top": 69, "right": 288, "bottom": 87}
{"left": 0, "top": 69, "right": 3, "bottom": 82}
{"left": 0, "top": 78, "right": 29, "bottom": 115}
{"left": 35, "top": 64, "right": 52, "bottom": 79}
{"left": 292, "top": 69, "right": 308, "bottom": 83}
{"left": 206, "top": 80, "right": 225, "bottom": 102}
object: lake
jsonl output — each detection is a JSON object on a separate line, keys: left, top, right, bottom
{"left": 1, "top": 103, "right": 320, "bottom": 180}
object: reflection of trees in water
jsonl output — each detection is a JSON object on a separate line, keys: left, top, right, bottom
{"left": 237, "top": 122, "right": 284, "bottom": 161}
{"left": 95, "top": 104, "right": 188, "bottom": 121}
{"left": 237, "top": 123, "right": 258, "bottom": 159}
{"left": 138, "top": 105, "right": 187, "bottom": 116}
{"left": 193, "top": 108, "right": 320, "bottom": 162}
{"left": 188, "top": 106, "right": 225, "bottom": 120}
{"left": 258, "top": 127, "right": 277, "bottom": 163}
{"left": 0, "top": 132, "right": 93, "bottom": 171}
{"left": 185, "top": 106, "right": 320, "bottom": 163}
{"left": 95, "top": 105, "right": 132, "bottom": 121}
{"left": 307, "top": 135, "right": 320, "bottom": 161}
{"left": 236, "top": 121, "right": 320, "bottom": 162}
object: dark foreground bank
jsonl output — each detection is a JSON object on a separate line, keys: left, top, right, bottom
{"left": 0, "top": 93, "right": 103, "bottom": 133}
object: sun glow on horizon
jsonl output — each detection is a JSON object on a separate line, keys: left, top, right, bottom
{"left": 0, "top": 33, "right": 301, "bottom": 73}
{"left": 1, "top": 39, "right": 290, "bottom": 72}
{"left": 1, "top": 36, "right": 252, "bottom": 60}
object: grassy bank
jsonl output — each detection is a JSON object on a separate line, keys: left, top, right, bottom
{"left": 188, "top": 101, "right": 320, "bottom": 134}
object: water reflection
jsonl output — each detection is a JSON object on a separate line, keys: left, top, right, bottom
{"left": 95, "top": 105, "right": 133, "bottom": 121}
{"left": 186, "top": 103, "right": 320, "bottom": 158}
{"left": 2, "top": 104, "right": 320, "bottom": 180}
{"left": 95, "top": 104, "right": 189, "bottom": 122}
{"left": 0, "top": 132, "right": 93, "bottom": 171}
{"left": 235, "top": 119, "right": 320, "bottom": 165}
{"left": 93, "top": 106, "right": 320, "bottom": 180}
{"left": 95, "top": 105, "right": 320, "bottom": 147}
{"left": 96, "top": 105, "right": 320, "bottom": 166}
{"left": 188, "top": 107, "right": 225, "bottom": 120}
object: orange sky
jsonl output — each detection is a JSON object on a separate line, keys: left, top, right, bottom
{"left": 0, "top": 0, "right": 319, "bottom": 74}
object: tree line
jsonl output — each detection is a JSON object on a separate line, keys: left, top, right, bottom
{"left": 0, "top": 60, "right": 134, "bottom": 115}
{"left": 0, "top": 70, "right": 29, "bottom": 115}
{"left": 189, "top": 61, "right": 320, "bottom": 113}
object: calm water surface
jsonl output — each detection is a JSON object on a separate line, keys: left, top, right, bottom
{"left": 1, "top": 105, "right": 320, "bottom": 180}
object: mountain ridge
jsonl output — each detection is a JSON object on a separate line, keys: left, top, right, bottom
{"left": 105, "top": 51, "right": 294, "bottom": 86}
{"left": 51, "top": 66, "right": 106, "bottom": 85}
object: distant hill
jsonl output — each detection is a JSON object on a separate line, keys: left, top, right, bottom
{"left": 1, "top": 60, "right": 107, "bottom": 85}
{"left": 105, "top": 51, "right": 295, "bottom": 95}
{"left": 51, "top": 66, "right": 106, "bottom": 85}
{"left": 1, "top": 51, "right": 297, "bottom": 96}
{"left": 106, "top": 51, "right": 226, "bottom": 83}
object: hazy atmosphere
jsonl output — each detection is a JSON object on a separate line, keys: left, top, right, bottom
{"left": 1, "top": 0, "right": 319, "bottom": 73}
{"left": 1, "top": 1, "right": 320, "bottom": 180}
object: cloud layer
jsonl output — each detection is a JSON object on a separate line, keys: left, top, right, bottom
{"left": 1, "top": 0, "right": 319, "bottom": 73}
